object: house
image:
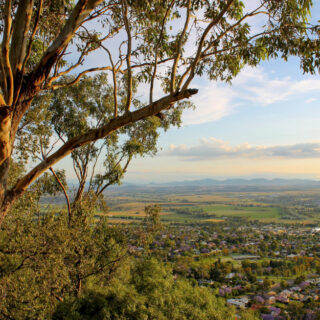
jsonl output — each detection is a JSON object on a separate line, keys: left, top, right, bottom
{"left": 291, "top": 286, "right": 302, "bottom": 292}
{"left": 227, "top": 299, "right": 246, "bottom": 308}
{"left": 239, "top": 296, "right": 249, "bottom": 304}
{"left": 269, "top": 307, "right": 281, "bottom": 316}
{"left": 299, "top": 281, "right": 310, "bottom": 289}
{"left": 276, "top": 295, "right": 289, "bottom": 303}
{"left": 264, "top": 295, "right": 276, "bottom": 305}
{"left": 254, "top": 295, "right": 265, "bottom": 304}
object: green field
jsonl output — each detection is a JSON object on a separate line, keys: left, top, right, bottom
{"left": 198, "top": 204, "right": 281, "bottom": 220}
{"left": 104, "top": 204, "right": 290, "bottom": 224}
{"left": 44, "top": 187, "right": 320, "bottom": 224}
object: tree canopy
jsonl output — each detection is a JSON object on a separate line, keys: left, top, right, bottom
{"left": 0, "top": 0, "right": 319, "bottom": 223}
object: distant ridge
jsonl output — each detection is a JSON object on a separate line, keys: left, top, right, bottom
{"left": 146, "top": 178, "right": 320, "bottom": 187}
{"left": 66, "top": 178, "right": 320, "bottom": 192}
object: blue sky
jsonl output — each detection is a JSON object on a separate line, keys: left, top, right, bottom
{"left": 55, "top": 1, "right": 320, "bottom": 183}
{"left": 125, "top": 58, "right": 320, "bottom": 182}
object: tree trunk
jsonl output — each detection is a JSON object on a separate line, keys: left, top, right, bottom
{"left": 74, "top": 181, "right": 85, "bottom": 204}
{"left": 0, "top": 158, "right": 9, "bottom": 203}
{"left": 0, "top": 191, "right": 14, "bottom": 226}
{"left": 0, "top": 106, "right": 12, "bottom": 223}
{"left": 0, "top": 106, "right": 12, "bottom": 168}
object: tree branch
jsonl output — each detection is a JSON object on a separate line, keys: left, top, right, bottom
{"left": 0, "top": 88, "right": 198, "bottom": 224}
{"left": 181, "top": 0, "right": 235, "bottom": 91}
{"left": 47, "top": 25, "right": 119, "bottom": 88}
{"left": 10, "top": 0, "right": 34, "bottom": 77}
{"left": 101, "top": 45, "right": 118, "bottom": 117}
{"left": 1, "top": 0, "right": 14, "bottom": 105}
{"left": 96, "top": 155, "right": 132, "bottom": 196}
{"left": 27, "top": 0, "right": 104, "bottom": 93}
{"left": 88, "top": 142, "right": 105, "bottom": 192}
{"left": 49, "top": 167, "right": 72, "bottom": 225}
{"left": 121, "top": 0, "right": 132, "bottom": 112}
{"left": 150, "top": 0, "right": 174, "bottom": 104}
{"left": 46, "top": 66, "right": 112, "bottom": 90}
{"left": 10, "top": 0, "right": 105, "bottom": 146}
{"left": 13, "top": 0, "right": 43, "bottom": 107}
{"left": 170, "top": 0, "right": 191, "bottom": 94}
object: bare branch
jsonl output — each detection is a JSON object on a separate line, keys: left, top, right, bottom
{"left": 0, "top": 94, "right": 6, "bottom": 107}
{"left": 10, "top": 0, "right": 34, "bottom": 77}
{"left": 47, "top": 66, "right": 112, "bottom": 90}
{"left": 101, "top": 44, "right": 118, "bottom": 117}
{"left": 2, "top": 0, "right": 14, "bottom": 105}
{"left": 150, "top": 0, "right": 175, "bottom": 104}
{"left": 72, "top": 159, "right": 81, "bottom": 184}
{"left": 13, "top": 0, "right": 43, "bottom": 107}
{"left": 181, "top": 0, "right": 235, "bottom": 91}
{"left": 47, "top": 25, "right": 120, "bottom": 88}
{"left": 83, "top": 3, "right": 118, "bottom": 23}
{"left": 45, "top": 42, "right": 91, "bottom": 88}
{"left": 121, "top": 0, "right": 132, "bottom": 112}
{"left": 132, "top": 57, "right": 174, "bottom": 70}
{"left": 49, "top": 167, "right": 72, "bottom": 225}
{"left": 0, "top": 55, "right": 7, "bottom": 100}
{"left": 73, "top": 145, "right": 91, "bottom": 203}
{"left": 96, "top": 155, "right": 132, "bottom": 196}
{"left": 28, "top": 0, "right": 104, "bottom": 93}
{"left": 88, "top": 142, "right": 105, "bottom": 192}
{"left": 171, "top": 0, "right": 191, "bottom": 94}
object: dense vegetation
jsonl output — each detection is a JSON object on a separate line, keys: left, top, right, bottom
{"left": 0, "top": 0, "right": 320, "bottom": 318}
{"left": 0, "top": 184, "right": 258, "bottom": 319}
{"left": 0, "top": 0, "right": 319, "bottom": 221}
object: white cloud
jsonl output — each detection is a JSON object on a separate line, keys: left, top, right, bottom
{"left": 233, "top": 67, "right": 320, "bottom": 105}
{"left": 182, "top": 66, "right": 320, "bottom": 125}
{"left": 306, "top": 98, "right": 317, "bottom": 104}
{"left": 164, "top": 138, "right": 320, "bottom": 161}
{"left": 182, "top": 84, "right": 236, "bottom": 125}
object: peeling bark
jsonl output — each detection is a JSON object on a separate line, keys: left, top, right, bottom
{"left": 0, "top": 107, "right": 12, "bottom": 168}
{"left": 0, "top": 158, "right": 9, "bottom": 205}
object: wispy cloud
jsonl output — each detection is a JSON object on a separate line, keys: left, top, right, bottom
{"left": 183, "top": 67, "right": 320, "bottom": 125}
{"left": 306, "top": 98, "right": 317, "bottom": 104}
{"left": 165, "top": 138, "right": 320, "bottom": 161}
{"left": 234, "top": 67, "right": 320, "bottom": 105}
{"left": 182, "top": 85, "right": 236, "bottom": 125}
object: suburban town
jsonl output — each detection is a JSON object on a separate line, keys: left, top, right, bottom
{"left": 127, "top": 220, "right": 320, "bottom": 319}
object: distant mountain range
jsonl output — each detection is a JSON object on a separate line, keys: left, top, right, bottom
{"left": 66, "top": 178, "right": 320, "bottom": 194}
{"left": 146, "top": 178, "right": 320, "bottom": 187}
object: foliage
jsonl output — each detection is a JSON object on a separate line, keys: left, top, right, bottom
{"left": 0, "top": 182, "right": 129, "bottom": 319}
{"left": 14, "top": 72, "right": 191, "bottom": 222}
{"left": 0, "top": 0, "right": 319, "bottom": 219}
{"left": 53, "top": 258, "right": 239, "bottom": 320}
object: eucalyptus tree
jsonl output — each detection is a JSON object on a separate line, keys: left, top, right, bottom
{"left": 18, "top": 72, "right": 179, "bottom": 223}
{"left": 0, "top": 0, "right": 319, "bottom": 224}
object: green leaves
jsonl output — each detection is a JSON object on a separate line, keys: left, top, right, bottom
{"left": 0, "top": 203, "right": 129, "bottom": 319}
{"left": 53, "top": 258, "right": 237, "bottom": 320}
